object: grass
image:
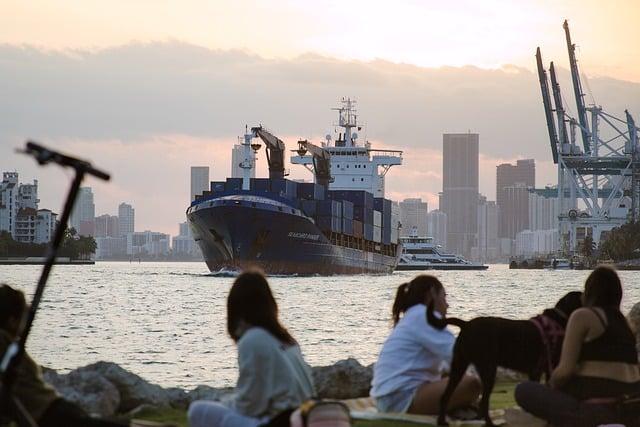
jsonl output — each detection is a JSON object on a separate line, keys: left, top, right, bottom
{"left": 133, "top": 381, "right": 518, "bottom": 427}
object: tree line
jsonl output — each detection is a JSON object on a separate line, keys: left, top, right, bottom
{"left": 0, "top": 228, "right": 96, "bottom": 260}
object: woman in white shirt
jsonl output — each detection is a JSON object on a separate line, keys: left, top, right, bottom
{"left": 371, "top": 275, "right": 481, "bottom": 415}
{"left": 188, "top": 271, "right": 316, "bottom": 427}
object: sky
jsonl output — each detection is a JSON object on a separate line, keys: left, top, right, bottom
{"left": 1, "top": 0, "right": 639, "bottom": 235}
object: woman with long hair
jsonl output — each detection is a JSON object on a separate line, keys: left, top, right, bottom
{"left": 188, "top": 271, "right": 315, "bottom": 427}
{"left": 516, "top": 266, "right": 640, "bottom": 426}
{"left": 370, "top": 275, "right": 480, "bottom": 415}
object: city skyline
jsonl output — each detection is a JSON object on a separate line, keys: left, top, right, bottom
{"left": 2, "top": 3, "right": 639, "bottom": 235}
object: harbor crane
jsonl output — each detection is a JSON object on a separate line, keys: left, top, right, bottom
{"left": 250, "top": 126, "right": 287, "bottom": 180}
{"left": 296, "top": 139, "right": 334, "bottom": 187}
{"left": 536, "top": 20, "right": 640, "bottom": 254}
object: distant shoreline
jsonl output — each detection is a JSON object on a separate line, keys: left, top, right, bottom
{"left": 0, "top": 257, "right": 94, "bottom": 265}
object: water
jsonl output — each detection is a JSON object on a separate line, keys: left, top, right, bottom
{"left": 2, "top": 262, "right": 639, "bottom": 390}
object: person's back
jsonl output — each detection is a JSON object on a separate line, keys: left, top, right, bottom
{"left": 234, "top": 327, "right": 315, "bottom": 418}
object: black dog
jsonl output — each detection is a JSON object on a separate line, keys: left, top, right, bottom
{"left": 427, "top": 291, "right": 582, "bottom": 427}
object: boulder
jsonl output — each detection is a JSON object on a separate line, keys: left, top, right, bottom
{"left": 312, "top": 358, "right": 372, "bottom": 399}
{"left": 78, "top": 361, "right": 170, "bottom": 412}
{"left": 43, "top": 367, "right": 120, "bottom": 416}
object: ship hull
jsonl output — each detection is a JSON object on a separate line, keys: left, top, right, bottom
{"left": 187, "top": 195, "right": 399, "bottom": 275}
{"left": 396, "top": 263, "right": 488, "bottom": 271}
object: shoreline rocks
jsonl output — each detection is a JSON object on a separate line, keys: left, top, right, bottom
{"left": 42, "top": 358, "right": 525, "bottom": 416}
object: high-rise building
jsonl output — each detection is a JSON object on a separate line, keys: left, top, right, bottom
{"left": 0, "top": 172, "right": 42, "bottom": 240}
{"left": 441, "top": 133, "right": 479, "bottom": 257}
{"left": 496, "top": 159, "right": 535, "bottom": 238}
{"left": 118, "top": 203, "right": 135, "bottom": 237}
{"left": 399, "top": 198, "right": 428, "bottom": 237}
{"left": 127, "top": 231, "right": 170, "bottom": 256}
{"left": 231, "top": 144, "right": 255, "bottom": 179}
{"left": 529, "top": 188, "right": 560, "bottom": 231}
{"left": 502, "top": 183, "right": 530, "bottom": 240}
{"left": 426, "top": 209, "right": 447, "bottom": 249}
{"left": 35, "top": 209, "right": 58, "bottom": 244}
{"left": 190, "top": 166, "right": 210, "bottom": 202}
{"left": 95, "top": 214, "right": 120, "bottom": 238}
{"left": 473, "top": 195, "right": 499, "bottom": 262}
{"left": 70, "top": 187, "right": 95, "bottom": 236}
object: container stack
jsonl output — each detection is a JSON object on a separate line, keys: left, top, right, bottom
{"left": 225, "top": 178, "right": 243, "bottom": 191}
{"left": 270, "top": 179, "right": 298, "bottom": 199}
{"left": 391, "top": 202, "right": 401, "bottom": 244}
{"left": 316, "top": 199, "right": 342, "bottom": 233}
{"left": 373, "top": 210, "right": 382, "bottom": 243}
{"left": 374, "top": 198, "right": 393, "bottom": 245}
{"left": 342, "top": 200, "right": 354, "bottom": 236}
{"left": 211, "top": 181, "right": 226, "bottom": 192}
{"left": 299, "top": 183, "right": 326, "bottom": 201}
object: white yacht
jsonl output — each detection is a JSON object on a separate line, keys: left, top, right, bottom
{"left": 396, "top": 232, "right": 488, "bottom": 271}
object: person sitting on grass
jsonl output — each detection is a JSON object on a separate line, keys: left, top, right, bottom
{"left": 0, "top": 283, "right": 129, "bottom": 427}
{"left": 370, "top": 275, "right": 481, "bottom": 416}
{"left": 188, "top": 271, "right": 316, "bottom": 427}
{"left": 515, "top": 266, "right": 640, "bottom": 427}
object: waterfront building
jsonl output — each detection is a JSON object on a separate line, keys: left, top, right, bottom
{"left": 70, "top": 187, "right": 95, "bottom": 236}
{"left": 231, "top": 144, "right": 255, "bottom": 179}
{"left": 496, "top": 160, "right": 535, "bottom": 238}
{"left": 399, "top": 198, "right": 428, "bottom": 237}
{"left": 118, "top": 203, "right": 135, "bottom": 237}
{"left": 0, "top": 172, "right": 42, "bottom": 240}
{"left": 127, "top": 231, "right": 170, "bottom": 256}
{"left": 502, "top": 183, "right": 531, "bottom": 241}
{"left": 441, "top": 133, "right": 479, "bottom": 257}
{"left": 95, "top": 214, "right": 120, "bottom": 238}
{"left": 472, "top": 195, "right": 499, "bottom": 262}
{"left": 426, "top": 209, "right": 447, "bottom": 250}
{"left": 95, "top": 237, "right": 127, "bottom": 259}
{"left": 35, "top": 209, "right": 57, "bottom": 244}
{"left": 190, "top": 166, "right": 210, "bottom": 202}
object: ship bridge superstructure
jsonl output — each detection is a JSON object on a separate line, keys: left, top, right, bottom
{"left": 290, "top": 98, "right": 402, "bottom": 198}
{"left": 536, "top": 21, "right": 640, "bottom": 254}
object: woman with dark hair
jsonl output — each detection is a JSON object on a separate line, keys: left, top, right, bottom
{"left": 188, "top": 271, "right": 315, "bottom": 427}
{"left": 516, "top": 266, "right": 640, "bottom": 426}
{"left": 370, "top": 275, "right": 480, "bottom": 415}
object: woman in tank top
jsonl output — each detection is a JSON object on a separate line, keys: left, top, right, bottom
{"left": 515, "top": 266, "right": 640, "bottom": 426}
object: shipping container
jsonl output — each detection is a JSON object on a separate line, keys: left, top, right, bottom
{"left": 391, "top": 227, "right": 399, "bottom": 244}
{"left": 342, "top": 200, "right": 354, "bottom": 220}
{"left": 225, "top": 177, "right": 243, "bottom": 191}
{"left": 382, "top": 228, "right": 391, "bottom": 245}
{"left": 328, "top": 190, "right": 373, "bottom": 209}
{"left": 373, "top": 226, "right": 382, "bottom": 243}
{"left": 364, "top": 223, "right": 374, "bottom": 241}
{"left": 354, "top": 206, "right": 373, "bottom": 224}
{"left": 211, "top": 181, "right": 226, "bottom": 193}
{"left": 271, "top": 179, "right": 298, "bottom": 199}
{"left": 299, "top": 183, "right": 326, "bottom": 200}
{"left": 353, "top": 220, "right": 364, "bottom": 238}
{"left": 316, "top": 216, "right": 342, "bottom": 233}
{"left": 301, "top": 200, "right": 317, "bottom": 217}
{"left": 373, "top": 210, "right": 382, "bottom": 227}
{"left": 250, "top": 178, "right": 271, "bottom": 192}
{"left": 342, "top": 218, "right": 354, "bottom": 236}
{"left": 317, "top": 200, "right": 342, "bottom": 217}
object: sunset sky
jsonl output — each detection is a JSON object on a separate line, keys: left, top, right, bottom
{"left": 1, "top": 1, "right": 639, "bottom": 234}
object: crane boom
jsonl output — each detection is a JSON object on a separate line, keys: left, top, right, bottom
{"left": 251, "top": 126, "right": 286, "bottom": 180}
{"left": 549, "top": 62, "right": 570, "bottom": 154}
{"left": 536, "top": 47, "right": 559, "bottom": 163}
{"left": 563, "top": 19, "right": 591, "bottom": 155}
{"left": 296, "top": 140, "right": 333, "bottom": 187}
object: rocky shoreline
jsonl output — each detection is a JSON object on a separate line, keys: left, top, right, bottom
{"left": 42, "top": 358, "right": 525, "bottom": 417}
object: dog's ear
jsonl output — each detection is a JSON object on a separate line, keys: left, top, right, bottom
{"left": 556, "top": 291, "right": 583, "bottom": 317}
{"left": 426, "top": 302, "right": 448, "bottom": 330}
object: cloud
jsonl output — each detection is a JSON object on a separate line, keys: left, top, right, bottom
{"left": 2, "top": 42, "right": 639, "bottom": 233}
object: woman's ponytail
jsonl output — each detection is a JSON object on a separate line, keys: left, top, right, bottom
{"left": 392, "top": 283, "right": 410, "bottom": 326}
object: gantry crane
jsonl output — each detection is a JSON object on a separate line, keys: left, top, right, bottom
{"left": 296, "top": 140, "right": 334, "bottom": 187}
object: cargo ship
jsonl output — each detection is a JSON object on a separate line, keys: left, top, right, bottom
{"left": 186, "top": 98, "right": 404, "bottom": 274}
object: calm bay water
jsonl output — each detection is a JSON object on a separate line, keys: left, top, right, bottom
{"left": 1, "top": 262, "right": 639, "bottom": 390}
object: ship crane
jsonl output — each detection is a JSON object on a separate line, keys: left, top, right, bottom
{"left": 535, "top": 21, "right": 640, "bottom": 255}
{"left": 250, "top": 126, "right": 287, "bottom": 179}
{"left": 296, "top": 140, "right": 334, "bottom": 187}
